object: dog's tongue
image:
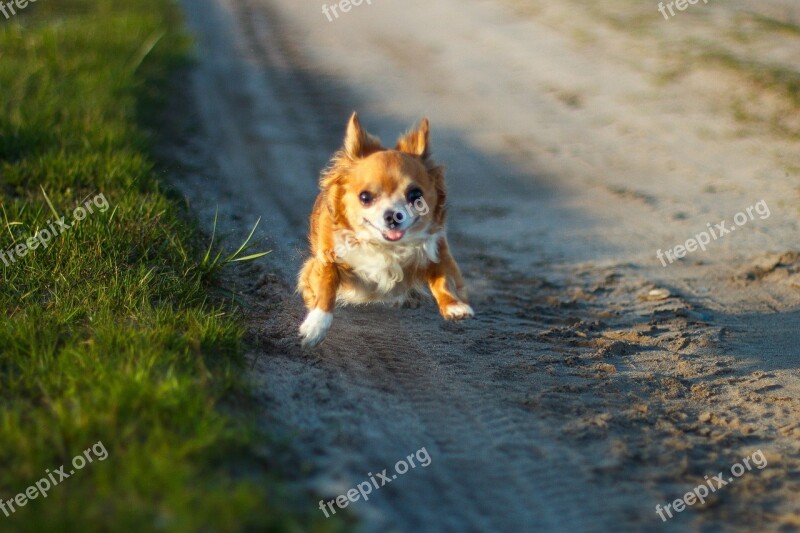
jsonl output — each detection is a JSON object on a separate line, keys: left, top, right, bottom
{"left": 384, "top": 229, "right": 405, "bottom": 242}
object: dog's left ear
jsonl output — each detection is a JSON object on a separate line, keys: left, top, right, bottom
{"left": 396, "top": 118, "right": 430, "bottom": 159}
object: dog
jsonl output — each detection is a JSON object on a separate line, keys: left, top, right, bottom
{"left": 297, "top": 113, "right": 474, "bottom": 348}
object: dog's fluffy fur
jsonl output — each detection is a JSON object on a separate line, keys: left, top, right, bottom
{"left": 298, "top": 113, "right": 474, "bottom": 347}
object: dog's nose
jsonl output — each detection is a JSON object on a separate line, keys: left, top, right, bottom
{"left": 383, "top": 210, "right": 405, "bottom": 228}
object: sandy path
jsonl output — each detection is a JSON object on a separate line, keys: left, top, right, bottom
{"left": 172, "top": 0, "right": 800, "bottom": 530}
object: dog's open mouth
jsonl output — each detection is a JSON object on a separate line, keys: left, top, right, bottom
{"left": 364, "top": 217, "right": 418, "bottom": 243}
{"left": 383, "top": 229, "right": 405, "bottom": 242}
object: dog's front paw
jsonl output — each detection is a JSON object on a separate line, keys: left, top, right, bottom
{"left": 299, "top": 309, "right": 333, "bottom": 348}
{"left": 442, "top": 302, "right": 475, "bottom": 321}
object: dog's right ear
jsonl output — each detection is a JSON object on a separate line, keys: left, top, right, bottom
{"left": 344, "top": 112, "right": 382, "bottom": 160}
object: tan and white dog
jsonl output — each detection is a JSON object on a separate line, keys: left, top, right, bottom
{"left": 298, "top": 113, "right": 474, "bottom": 347}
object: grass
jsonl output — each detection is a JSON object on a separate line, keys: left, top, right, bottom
{"left": 0, "top": 0, "right": 340, "bottom": 530}
{"left": 692, "top": 47, "right": 800, "bottom": 139}
{"left": 749, "top": 12, "right": 800, "bottom": 38}
{"left": 698, "top": 49, "right": 800, "bottom": 107}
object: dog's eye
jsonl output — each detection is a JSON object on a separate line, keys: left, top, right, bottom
{"left": 406, "top": 188, "right": 423, "bottom": 203}
{"left": 359, "top": 191, "right": 374, "bottom": 206}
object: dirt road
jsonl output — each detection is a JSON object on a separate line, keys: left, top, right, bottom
{"left": 173, "top": 0, "right": 800, "bottom": 530}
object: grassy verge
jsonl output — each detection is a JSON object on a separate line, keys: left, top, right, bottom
{"left": 0, "top": 0, "right": 337, "bottom": 530}
{"left": 697, "top": 48, "right": 800, "bottom": 137}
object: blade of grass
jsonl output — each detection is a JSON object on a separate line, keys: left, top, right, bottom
{"left": 129, "top": 30, "right": 166, "bottom": 74}
{"left": 39, "top": 186, "right": 62, "bottom": 222}
{"left": 231, "top": 251, "right": 271, "bottom": 262}
{"left": 224, "top": 217, "right": 262, "bottom": 262}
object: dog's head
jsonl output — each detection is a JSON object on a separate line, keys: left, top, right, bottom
{"left": 321, "top": 113, "right": 446, "bottom": 245}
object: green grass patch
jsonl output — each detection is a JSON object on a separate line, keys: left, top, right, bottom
{"left": 748, "top": 12, "right": 800, "bottom": 38}
{"left": 0, "top": 1, "right": 340, "bottom": 530}
{"left": 692, "top": 47, "right": 800, "bottom": 138}
{"left": 698, "top": 49, "right": 800, "bottom": 107}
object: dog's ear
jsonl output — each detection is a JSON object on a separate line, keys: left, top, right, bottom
{"left": 396, "top": 118, "right": 430, "bottom": 158}
{"left": 344, "top": 112, "right": 382, "bottom": 160}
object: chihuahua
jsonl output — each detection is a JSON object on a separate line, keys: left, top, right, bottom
{"left": 298, "top": 113, "right": 473, "bottom": 347}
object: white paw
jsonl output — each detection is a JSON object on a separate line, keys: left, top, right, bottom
{"left": 299, "top": 309, "right": 333, "bottom": 348}
{"left": 443, "top": 302, "right": 475, "bottom": 321}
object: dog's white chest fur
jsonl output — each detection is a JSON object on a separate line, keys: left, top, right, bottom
{"left": 330, "top": 230, "right": 441, "bottom": 304}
